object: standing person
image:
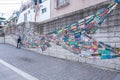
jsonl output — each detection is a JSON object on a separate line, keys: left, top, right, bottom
{"left": 16, "top": 35, "right": 21, "bottom": 48}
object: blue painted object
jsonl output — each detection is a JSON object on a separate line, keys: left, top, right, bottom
{"left": 114, "top": 0, "right": 119, "bottom": 3}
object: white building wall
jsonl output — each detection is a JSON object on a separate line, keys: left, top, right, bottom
{"left": 36, "top": 0, "right": 50, "bottom": 22}
{"left": 17, "top": 0, "right": 50, "bottom": 24}
{"left": 27, "top": 8, "right": 35, "bottom": 22}
{"left": 17, "top": 8, "right": 35, "bottom": 24}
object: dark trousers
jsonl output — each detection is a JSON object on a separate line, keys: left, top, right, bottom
{"left": 17, "top": 42, "right": 21, "bottom": 48}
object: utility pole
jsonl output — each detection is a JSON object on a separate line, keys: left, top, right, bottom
{"left": 3, "top": 25, "right": 6, "bottom": 44}
{"left": 0, "top": 12, "right": 5, "bottom": 44}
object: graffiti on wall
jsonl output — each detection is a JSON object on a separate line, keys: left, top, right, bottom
{"left": 16, "top": 0, "right": 120, "bottom": 59}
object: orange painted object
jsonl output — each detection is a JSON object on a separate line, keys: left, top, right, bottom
{"left": 70, "top": 26, "right": 77, "bottom": 30}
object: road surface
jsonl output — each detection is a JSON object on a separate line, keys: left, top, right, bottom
{"left": 0, "top": 44, "right": 120, "bottom": 80}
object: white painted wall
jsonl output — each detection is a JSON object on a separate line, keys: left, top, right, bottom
{"left": 17, "top": 8, "right": 35, "bottom": 24}
{"left": 17, "top": 0, "right": 50, "bottom": 24}
{"left": 36, "top": 0, "right": 50, "bottom": 22}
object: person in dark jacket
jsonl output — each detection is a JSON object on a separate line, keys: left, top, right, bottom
{"left": 16, "top": 36, "right": 21, "bottom": 48}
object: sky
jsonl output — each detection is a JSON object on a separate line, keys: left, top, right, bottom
{"left": 0, "top": 0, "right": 28, "bottom": 19}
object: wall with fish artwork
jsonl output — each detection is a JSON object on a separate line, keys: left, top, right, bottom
{"left": 10, "top": 2, "right": 120, "bottom": 59}
{"left": 36, "top": 0, "right": 120, "bottom": 59}
{"left": 4, "top": 0, "right": 120, "bottom": 71}
{"left": 13, "top": 0, "right": 120, "bottom": 61}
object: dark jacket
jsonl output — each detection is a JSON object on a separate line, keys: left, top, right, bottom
{"left": 17, "top": 37, "right": 21, "bottom": 43}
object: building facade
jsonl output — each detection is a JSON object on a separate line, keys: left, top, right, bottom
{"left": 17, "top": 0, "right": 50, "bottom": 24}
{"left": 6, "top": 11, "right": 19, "bottom": 34}
{"left": 17, "top": 0, "right": 34, "bottom": 24}
{"left": 36, "top": 0, "right": 50, "bottom": 22}
{"left": 50, "top": 0, "right": 106, "bottom": 18}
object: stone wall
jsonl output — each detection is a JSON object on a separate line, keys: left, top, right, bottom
{"left": 97, "top": 6, "right": 120, "bottom": 47}
{"left": 37, "top": 1, "right": 120, "bottom": 48}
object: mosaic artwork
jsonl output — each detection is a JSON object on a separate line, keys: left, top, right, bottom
{"left": 15, "top": 0, "right": 120, "bottom": 59}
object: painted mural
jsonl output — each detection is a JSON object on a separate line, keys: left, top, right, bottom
{"left": 16, "top": 0, "right": 120, "bottom": 59}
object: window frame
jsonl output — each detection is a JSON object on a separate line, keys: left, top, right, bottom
{"left": 55, "top": 0, "right": 70, "bottom": 9}
{"left": 41, "top": 8, "right": 47, "bottom": 14}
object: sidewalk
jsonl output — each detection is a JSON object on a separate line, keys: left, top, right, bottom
{"left": 0, "top": 62, "right": 27, "bottom": 80}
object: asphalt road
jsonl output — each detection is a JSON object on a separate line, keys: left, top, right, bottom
{"left": 0, "top": 44, "right": 120, "bottom": 80}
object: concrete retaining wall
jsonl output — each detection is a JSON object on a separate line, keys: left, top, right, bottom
{"left": 3, "top": 35, "right": 120, "bottom": 71}
{"left": 39, "top": 1, "right": 120, "bottom": 48}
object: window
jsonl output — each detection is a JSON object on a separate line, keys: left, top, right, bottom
{"left": 42, "top": 8, "right": 47, "bottom": 13}
{"left": 40, "top": 0, "right": 47, "bottom": 3}
{"left": 28, "top": 10, "right": 30, "bottom": 14}
{"left": 33, "top": 9, "right": 35, "bottom": 13}
{"left": 33, "top": 0, "right": 47, "bottom": 5}
{"left": 21, "top": 6, "right": 26, "bottom": 12}
{"left": 24, "top": 13, "right": 27, "bottom": 21}
{"left": 56, "top": 0, "right": 69, "bottom": 9}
